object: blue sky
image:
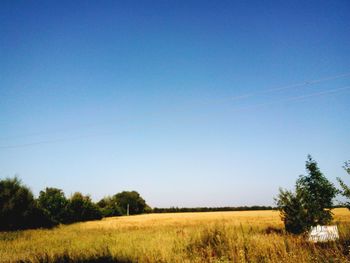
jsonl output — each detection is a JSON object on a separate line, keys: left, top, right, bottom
{"left": 1, "top": 0, "right": 349, "bottom": 207}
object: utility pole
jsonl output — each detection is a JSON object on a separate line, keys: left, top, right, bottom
{"left": 127, "top": 203, "right": 129, "bottom": 216}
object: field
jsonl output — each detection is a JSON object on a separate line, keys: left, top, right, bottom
{"left": 0, "top": 209, "right": 349, "bottom": 263}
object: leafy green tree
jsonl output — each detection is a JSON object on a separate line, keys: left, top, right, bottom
{"left": 38, "top": 187, "right": 69, "bottom": 224}
{"left": 28, "top": 203, "right": 56, "bottom": 229}
{"left": 66, "top": 192, "right": 102, "bottom": 222}
{"left": 276, "top": 155, "right": 337, "bottom": 234}
{"left": 97, "top": 196, "right": 122, "bottom": 217}
{"left": 0, "top": 177, "right": 54, "bottom": 230}
{"left": 337, "top": 160, "right": 350, "bottom": 209}
{"left": 276, "top": 189, "right": 307, "bottom": 234}
{"left": 296, "top": 155, "right": 337, "bottom": 226}
{"left": 114, "top": 191, "right": 147, "bottom": 215}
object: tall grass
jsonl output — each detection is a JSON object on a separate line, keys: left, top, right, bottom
{"left": 0, "top": 209, "right": 349, "bottom": 262}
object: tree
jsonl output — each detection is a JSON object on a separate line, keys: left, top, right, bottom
{"left": 276, "top": 189, "right": 307, "bottom": 234}
{"left": 0, "top": 177, "right": 54, "bottom": 230}
{"left": 66, "top": 192, "right": 102, "bottom": 222}
{"left": 337, "top": 160, "right": 350, "bottom": 209}
{"left": 97, "top": 196, "right": 122, "bottom": 217}
{"left": 114, "top": 191, "right": 147, "bottom": 215}
{"left": 296, "top": 155, "right": 337, "bottom": 226}
{"left": 38, "top": 187, "right": 69, "bottom": 224}
{"left": 275, "top": 155, "right": 337, "bottom": 234}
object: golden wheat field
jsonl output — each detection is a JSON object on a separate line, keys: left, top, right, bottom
{"left": 0, "top": 208, "right": 349, "bottom": 263}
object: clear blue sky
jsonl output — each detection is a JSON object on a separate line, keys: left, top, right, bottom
{"left": 1, "top": 0, "right": 349, "bottom": 207}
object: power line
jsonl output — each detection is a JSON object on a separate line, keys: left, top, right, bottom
{"left": 0, "top": 117, "right": 127, "bottom": 141}
{"left": 204, "top": 71, "right": 350, "bottom": 104}
{"left": 1, "top": 71, "right": 350, "bottom": 141}
{"left": 0, "top": 131, "right": 118, "bottom": 150}
{"left": 229, "top": 85, "right": 350, "bottom": 112}
{"left": 1, "top": 85, "right": 349, "bottom": 150}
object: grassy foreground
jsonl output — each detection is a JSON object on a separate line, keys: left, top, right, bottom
{"left": 0, "top": 209, "right": 349, "bottom": 263}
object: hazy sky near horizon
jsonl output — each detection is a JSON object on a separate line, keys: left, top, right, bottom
{"left": 1, "top": 0, "right": 350, "bottom": 207}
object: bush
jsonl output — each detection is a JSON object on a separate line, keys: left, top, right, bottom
{"left": 276, "top": 189, "right": 307, "bottom": 234}
{"left": 337, "top": 160, "right": 350, "bottom": 210}
{"left": 0, "top": 177, "right": 54, "bottom": 230}
{"left": 296, "top": 156, "right": 337, "bottom": 226}
{"left": 114, "top": 191, "right": 147, "bottom": 215}
{"left": 38, "top": 187, "right": 69, "bottom": 224}
{"left": 97, "top": 196, "right": 122, "bottom": 217}
{"left": 276, "top": 155, "right": 337, "bottom": 234}
{"left": 66, "top": 192, "right": 102, "bottom": 223}
{"left": 0, "top": 177, "right": 150, "bottom": 231}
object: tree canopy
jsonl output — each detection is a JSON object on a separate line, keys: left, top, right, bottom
{"left": 276, "top": 155, "right": 337, "bottom": 234}
{"left": 38, "top": 187, "right": 69, "bottom": 224}
{"left": 114, "top": 191, "right": 148, "bottom": 215}
{"left": 66, "top": 192, "right": 102, "bottom": 223}
{"left": 0, "top": 177, "right": 54, "bottom": 230}
{"left": 0, "top": 175, "right": 152, "bottom": 231}
{"left": 337, "top": 160, "right": 350, "bottom": 209}
{"left": 97, "top": 196, "right": 122, "bottom": 217}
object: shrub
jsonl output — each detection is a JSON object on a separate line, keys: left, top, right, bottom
{"left": 276, "top": 155, "right": 337, "bottom": 234}
{"left": 0, "top": 177, "right": 54, "bottom": 230}
{"left": 66, "top": 192, "right": 102, "bottom": 223}
{"left": 114, "top": 191, "right": 147, "bottom": 215}
{"left": 337, "top": 160, "right": 350, "bottom": 210}
{"left": 38, "top": 187, "right": 69, "bottom": 224}
{"left": 97, "top": 196, "right": 122, "bottom": 217}
{"left": 276, "top": 188, "right": 307, "bottom": 234}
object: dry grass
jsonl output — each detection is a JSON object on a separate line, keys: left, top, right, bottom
{"left": 0, "top": 209, "right": 349, "bottom": 263}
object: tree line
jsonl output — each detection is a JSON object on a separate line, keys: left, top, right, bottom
{"left": 1, "top": 156, "right": 349, "bottom": 233}
{"left": 0, "top": 176, "right": 275, "bottom": 232}
{"left": 153, "top": 206, "right": 274, "bottom": 213}
{"left": 0, "top": 178, "right": 149, "bottom": 231}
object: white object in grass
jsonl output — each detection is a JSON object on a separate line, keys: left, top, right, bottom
{"left": 308, "top": 225, "right": 339, "bottom": 242}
